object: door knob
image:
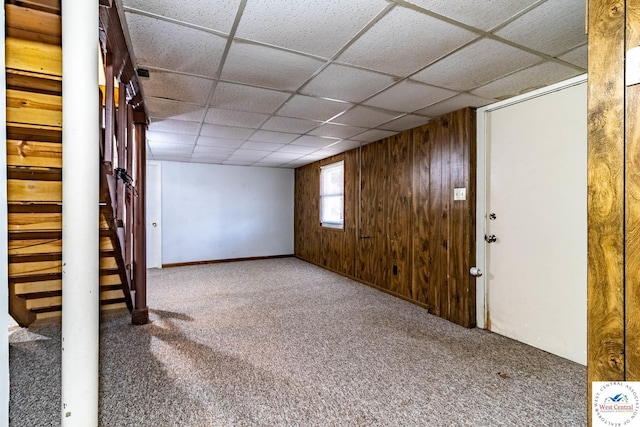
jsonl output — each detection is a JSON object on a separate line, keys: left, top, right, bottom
{"left": 485, "top": 234, "right": 497, "bottom": 243}
{"left": 152, "top": 222, "right": 157, "bottom": 227}
{"left": 470, "top": 267, "right": 483, "bottom": 277}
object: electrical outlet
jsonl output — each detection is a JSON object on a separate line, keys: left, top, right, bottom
{"left": 393, "top": 265, "right": 398, "bottom": 275}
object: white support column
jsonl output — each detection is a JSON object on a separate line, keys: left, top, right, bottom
{"left": 61, "top": 1, "right": 100, "bottom": 426}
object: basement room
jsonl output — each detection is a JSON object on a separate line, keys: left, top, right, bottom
{"left": 3, "top": 0, "right": 638, "bottom": 426}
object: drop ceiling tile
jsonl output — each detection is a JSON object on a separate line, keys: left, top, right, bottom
{"left": 350, "top": 129, "right": 398, "bottom": 142}
{"left": 148, "top": 119, "right": 200, "bottom": 134}
{"left": 147, "top": 130, "right": 197, "bottom": 145}
{"left": 494, "top": 0, "right": 587, "bottom": 57}
{"left": 153, "top": 154, "right": 193, "bottom": 162}
{"left": 210, "top": 82, "right": 290, "bottom": 114}
{"left": 191, "top": 157, "right": 228, "bottom": 164}
{"left": 324, "top": 140, "right": 363, "bottom": 152}
{"left": 223, "top": 160, "right": 253, "bottom": 166}
{"left": 262, "top": 151, "right": 305, "bottom": 161}
{"left": 416, "top": 93, "right": 496, "bottom": 117}
{"left": 193, "top": 146, "right": 236, "bottom": 157}
{"left": 140, "top": 71, "right": 214, "bottom": 105}
{"left": 146, "top": 98, "right": 206, "bottom": 122}
{"left": 338, "top": 7, "right": 478, "bottom": 77}
{"left": 253, "top": 158, "right": 288, "bottom": 167}
{"left": 558, "top": 44, "right": 588, "bottom": 70}
{"left": 379, "top": 114, "right": 430, "bottom": 132}
{"left": 240, "top": 141, "right": 285, "bottom": 151}
{"left": 406, "top": 0, "right": 540, "bottom": 30}
{"left": 471, "top": 61, "right": 582, "bottom": 100}
{"left": 235, "top": 0, "right": 390, "bottom": 57}
{"left": 331, "top": 106, "right": 402, "bottom": 128}
{"left": 412, "top": 38, "right": 541, "bottom": 91}
{"left": 197, "top": 136, "right": 246, "bottom": 148}
{"left": 200, "top": 123, "right": 255, "bottom": 139}
{"left": 286, "top": 158, "right": 315, "bottom": 167}
{"left": 308, "top": 123, "right": 367, "bottom": 139}
{"left": 290, "top": 135, "right": 341, "bottom": 148}
{"left": 204, "top": 108, "right": 270, "bottom": 128}
{"left": 125, "top": 13, "right": 226, "bottom": 77}
{"left": 260, "top": 116, "right": 320, "bottom": 133}
{"left": 148, "top": 141, "right": 194, "bottom": 155}
{"left": 277, "top": 95, "right": 351, "bottom": 121}
{"left": 249, "top": 130, "right": 300, "bottom": 144}
{"left": 363, "top": 80, "right": 457, "bottom": 113}
{"left": 278, "top": 144, "right": 319, "bottom": 154}
{"left": 221, "top": 41, "right": 325, "bottom": 91}
{"left": 227, "top": 149, "right": 271, "bottom": 161}
{"left": 122, "top": 0, "right": 240, "bottom": 33}
{"left": 300, "top": 64, "right": 397, "bottom": 103}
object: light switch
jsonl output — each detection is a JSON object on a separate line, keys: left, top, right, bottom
{"left": 454, "top": 187, "right": 466, "bottom": 201}
{"left": 627, "top": 46, "right": 640, "bottom": 86}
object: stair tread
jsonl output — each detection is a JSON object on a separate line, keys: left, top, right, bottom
{"left": 10, "top": 250, "right": 116, "bottom": 263}
{"left": 10, "top": 268, "right": 120, "bottom": 282}
{"left": 20, "top": 285, "right": 124, "bottom": 300}
{"left": 31, "top": 298, "right": 128, "bottom": 314}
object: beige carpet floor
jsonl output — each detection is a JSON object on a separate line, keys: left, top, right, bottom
{"left": 9, "top": 257, "right": 586, "bottom": 426}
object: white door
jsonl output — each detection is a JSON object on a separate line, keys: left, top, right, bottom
{"left": 146, "top": 161, "right": 162, "bottom": 268}
{"left": 485, "top": 81, "right": 587, "bottom": 364}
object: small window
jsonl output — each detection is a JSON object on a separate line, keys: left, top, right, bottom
{"left": 320, "top": 160, "right": 344, "bottom": 229}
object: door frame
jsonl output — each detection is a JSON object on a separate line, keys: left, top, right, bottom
{"left": 474, "top": 73, "right": 588, "bottom": 328}
{"left": 146, "top": 160, "right": 162, "bottom": 268}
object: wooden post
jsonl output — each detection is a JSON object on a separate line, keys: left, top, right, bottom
{"left": 104, "top": 52, "right": 114, "bottom": 171}
{"left": 131, "top": 111, "right": 148, "bottom": 325}
{"left": 116, "top": 78, "right": 127, "bottom": 225}
{"left": 125, "top": 105, "right": 134, "bottom": 285}
{"left": 587, "top": 0, "right": 640, "bottom": 424}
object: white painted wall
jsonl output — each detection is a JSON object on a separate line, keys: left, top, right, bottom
{"left": 160, "top": 161, "right": 294, "bottom": 264}
{"left": 1, "top": 5, "right": 9, "bottom": 424}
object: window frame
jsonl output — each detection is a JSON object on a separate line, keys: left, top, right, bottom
{"left": 319, "top": 160, "right": 344, "bottom": 230}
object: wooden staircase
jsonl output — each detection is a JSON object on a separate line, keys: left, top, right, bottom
{"left": 5, "top": 1, "right": 132, "bottom": 326}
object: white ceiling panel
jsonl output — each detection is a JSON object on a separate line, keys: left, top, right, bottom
{"left": 147, "top": 130, "right": 197, "bottom": 145}
{"left": 148, "top": 141, "right": 194, "bottom": 155}
{"left": 277, "top": 145, "right": 319, "bottom": 155}
{"left": 363, "top": 80, "right": 457, "bottom": 113}
{"left": 405, "top": 0, "right": 540, "bottom": 31}
{"left": 227, "top": 149, "right": 271, "bottom": 160}
{"left": 379, "top": 114, "right": 430, "bottom": 131}
{"left": 240, "top": 141, "right": 286, "bottom": 151}
{"left": 122, "top": 0, "right": 240, "bottom": 33}
{"left": 221, "top": 41, "right": 325, "bottom": 91}
{"left": 210, "top": 82, "right": 290, "bottom": 114}
{"left": 277, "top": 95, "right": 351, "bottom": 121}
{"left": 331, "top": 106, "right": 402, "bottom": 128}
{"left": 140, "top": 71, "right": 213, "bottom": 105}
{"left": 471, "top": 62, "right": 582, "bottom": 100}
{"left": 558, "top": 44, "right": 588, "bottom": 70}
{"left": 416, "top": 93, "right": 496, "bottom": 117}
{"left": 120, "top": 0, "right": 590, "bottom": 167}
{"left": 196, "top": 136, "right": 246, "bottom": 148}
{"left": 125, "top": 13, "right": 226, "bottom": 77}
{"left": 148, "top": 119, "right": 200, "bottom": 135}
{"left": 289, "top": 135, "right": 342, "bottom": 148}
{"left": 200, "top": 124, "right": 254, "bottom": 140}
{"left": 204, "top": 108, "right": 270, "bottom": 128}
{"left": 260, "top": 116, "right": 320, "bottom": 134}
{"left": 338, "top": 6, "right": 478, "bottom": 77}
{"left": 300, "top": 64, "right": 397, "bottom": 103}
{"left": 262, "top": 151, "right": 306, "bottom": 161}
{"left": 412, "top": 38, "right": 541, "bottom": 91}
{"left": 308, "top": 123, "right": 367, "bottom": 139}
{"left": 146, "top": 98, "right": 206, "bottom": 122}
{"left": 350, "top": 129, "right": 398, "bottom": 142}
{"left": 248, "top": 130, "right": 300, "bottom": 144}
{"left": 494, "top": 0, "right": 587, "bottom": 57}
{"left": 235, "top": 0, "right": 390, "bottom": 58}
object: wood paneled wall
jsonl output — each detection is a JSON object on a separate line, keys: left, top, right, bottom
{"left": 587, "top": 0, "right": 640, "bottom": 421}
{"left": 295, "top": 108, "right": 476, "bottom": 327}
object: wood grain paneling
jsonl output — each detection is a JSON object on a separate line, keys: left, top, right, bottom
{"left": 387, "top": 133, "right": 413, "bottom": 298}
{"left": 356, "top": 141, "right": 388, "bottom": 286}
{"left": 626, "top": 1, "right": 640, "bottom": 381}
{"left": 587, "top": 0, "right": 626, "bottom": 407}
{"left": 295, "top": 108, "right": 476, "bottom": 327}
